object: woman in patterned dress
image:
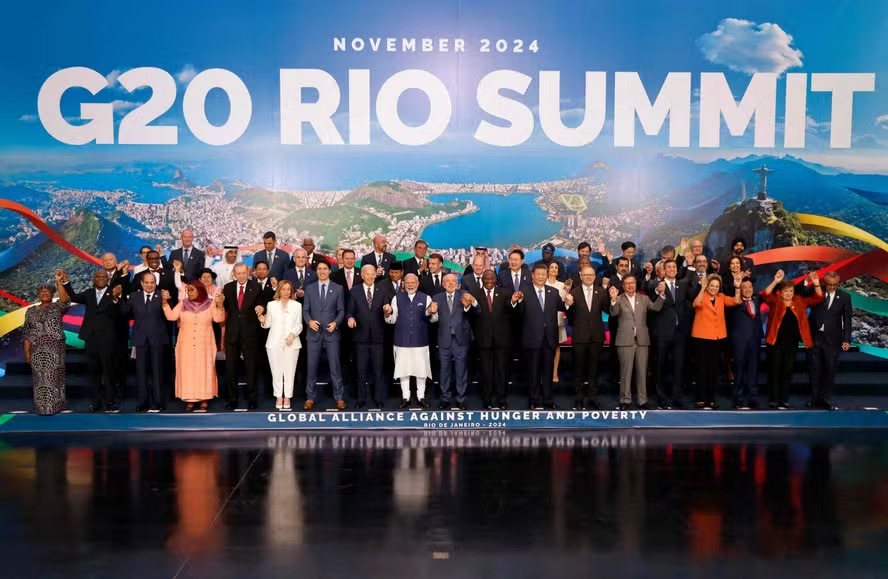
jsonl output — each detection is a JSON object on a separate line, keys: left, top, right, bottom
{"left": 23, "top": 271, "right": 71, "bottom": 415}
{"left": 162, "top": 282, "right": 226, "bottom": 411}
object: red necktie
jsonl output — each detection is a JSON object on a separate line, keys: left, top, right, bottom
{"left": 747, "top": 299, "right": 754, "bottom": 319}
{"left": 487, "top": 289, "right": 493, "bottom": 311}
{"left": 237, "top": 284, "right": 244, "bottom": 310}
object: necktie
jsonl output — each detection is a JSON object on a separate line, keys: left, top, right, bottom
{"left": 184, "top": 249, "right": 190, "bottom": 263}
{"left": 585, "top": 287, "right": 593, "bottom": 310}
{"left": 237, "top": 284, "right": 244, "bottom": 309}
{"left": 320, "top": 283, "right": 327, "bottom": 303}
{"left": 698, "top": 272, "right": 704, "bottom": 281}
{"left": 447, "top": 293, "right": 454, "bottom": 313}
{"left": 367, "top": 287, "right": 373, "bottom": 308}
{"left": 268, "top": 251, "right": 273, "bottom": 263}
{"left": 669, "top": 281, "right": 675, "bottom": 299}
{"left": 514, "top": 274, "right": 519, "bottom": 292}
{"left": 346, "top": 269, "right": 353, "bottom": 289}
{"left": 827, "top": 293, "right": 833, "bottom": 310}
{"left": 487, "top": 289, "right": 493, "bottom": 311}
{"left": 434, "top": 274, "right": 440, "bottom": 288}
{"left": 537, "top": 288, "right": 545, "bottom": 310}
{"left": 146, "top": 293, "right": 151, "bottom": 305}
{"left": 476, "top": 276, "right": 480, "bottom": 286}
{"left": 376, "top": 254, "right": 382, "bottom": 266}
{"left": 298, "top": 270, "right": 304, "bottom": 287}
{"left": 747, "top": 299, "right": 754, "bottom": 319}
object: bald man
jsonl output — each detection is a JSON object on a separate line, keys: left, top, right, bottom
{"left": 360, "top": 235, "right": 396, "bottom": 280}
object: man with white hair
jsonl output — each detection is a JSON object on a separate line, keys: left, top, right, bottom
{"left": 168, "top": 228, "right": 205, "bottom": 282}
{"left": 384, "top": 273, "right": 434, "bottom": 408}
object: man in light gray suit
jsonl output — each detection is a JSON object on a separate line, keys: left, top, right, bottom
{"left": 302, "top": 261, "right": 347, "bottom": 410}
{"left": 608, "top": 275, "right": 665, "bottom": 410}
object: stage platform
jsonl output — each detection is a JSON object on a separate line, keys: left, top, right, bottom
{"left": 2, "top": 404, "right": 887, "bottom": 433}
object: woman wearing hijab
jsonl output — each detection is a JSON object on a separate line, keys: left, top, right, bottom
{"left": 162, "top": 282, "right": 226, "bottom": 411}
{"left": 23, "top": 271, "right": 71, "bottom": 415}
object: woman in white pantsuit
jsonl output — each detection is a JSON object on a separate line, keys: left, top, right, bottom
{"left": 258, "top": 280, "right": 303, "bottom": 410}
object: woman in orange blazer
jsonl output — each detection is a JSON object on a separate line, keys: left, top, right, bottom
{"left": 760, "top": 270, "right": 823, "bottom": 409}
{"left": 691, "top": 273, "right": 741, "bottom": 409}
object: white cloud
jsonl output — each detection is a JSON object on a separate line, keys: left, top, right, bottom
{"left": 805, "top": 115, "right": 831, "bottom": 134}
{"left": 175, "top": 65, "right": 197, "bottom": 85}
{"left": 105, "top": 69, "right": 121, "bottom": 86}
{"left": 697, "top": 18, "right": 803, "bottom": 76}
{"left": 852, "top": 133, "right": 885, "bottom": 149}
{"left": 876, "top": 114, "right": 888, "bottom": 130}
{"left": 18, "top": 114, "right": 37, "bottom": 122}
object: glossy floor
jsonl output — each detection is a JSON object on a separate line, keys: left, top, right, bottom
{"left": 0, "top": 431, "right": 886, "bottom": 578}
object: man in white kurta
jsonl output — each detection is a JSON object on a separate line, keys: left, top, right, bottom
{"left": 384, "top": 273, "right": 434, "bottom": 408}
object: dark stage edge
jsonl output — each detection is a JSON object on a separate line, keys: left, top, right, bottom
{"left": 2, "top": 407, "right": 888, "bottom": 433}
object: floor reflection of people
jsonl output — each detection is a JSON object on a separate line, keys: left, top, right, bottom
{"left": 265, "top": 445, "right": 303, "bottom": 557}
{"left": 166, "top": 450, "right": 223, "bottom": 556}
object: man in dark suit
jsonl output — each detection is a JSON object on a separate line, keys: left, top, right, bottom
{"left": 255, "top": 231, "right": 290, "bottom": 281}
{"left": 301, "top": 237, "right": 330, "bottom": 270}
{"left": 565, "top": 266, "right": 610, "bottom": 410}
{"left": 100, "top": 252, "right": 132, "bottom": 400}
{"left": 330, "top": 249, "right": 360, "bottom": 396}
{"left": 132, "top": 251, "right": 178, "bottom": 307}
{"left": 606, "top": 241, "right": 642, "bottom": 279}
{"left": 119, "top": 273, "right": 168, "bottom": 412}
{"left": 419, "top": 253, "right": 448, "bottom": 297}
{"left": 302, "top": 261, "right": 346, "bottom": 410}
{"left": 470, "top": 270, "right": 517, "bottom": 409}
{"left": 221, "top": 262, "right": 267, "bottom": 410}
{"left": 347, "top": 264, "right": 390, "bottom": 408}
{"left": 360, "top": 234, "right": 396, "bottom": 280}
{"left": 807, "top": 271, "right": 852, "bottom": 410}
{"left": 375, "top": 260, "right": 403, "bottom": 385}
{"left": 402, "top": 239, "right": 430, "bottom": 277}
{"left": 650, "top": 260, "right": 695, "bottom": 408}
{"left": 167, "top": 229, "right": 205, "bottom": 282}
{"left": 727, "top": 237, "right": 755, "bottom": 274}
{"left": 462, "top": 247, "right": 489, "bottom": 276}
{"left": 283, "top": 247, "right": 318, "bottom": 294}
{"left": 515, "top": 263, "right": 566, "bottom": 409}
{"left": 728, "top": 278, "right": 764, "bottom": 410}
{"left": 461, "top": 254, "right": 487, "bottom": 294}
{"left": 61, "top": 269, "right": 123, "bottom": 412}
{"left": 497, "top": 248, "right": 532, "bottom": 293}
{"left": 253, "top": 261, "right": 275, "bottom": 398}
{"left": 429, "top": 274, "right": 474, "bottom": 410}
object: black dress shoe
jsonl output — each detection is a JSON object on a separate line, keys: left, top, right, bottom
{"left": 226, "top": 400, "right": 239, "bottom": 411}
{"left": 638, "top": 403, "right": 651, "bottom": 410}
{"left": 106, "top": 403, "right": 120, "bottom": 413}
{"left": 399, "top": 398, "right": 411, "bottom": 409}
{"left": 373, "top": 400, "right": 384, "bottom": 410}
{"left": 355, "top": 401, "right": 366, "bottom": 409}
{"left": 819, "top": 399, "right": 838, "bottom": 411}
{"left": 438, "top": 400, "right": 450, "bottom": 410}
{"left": 672, "top": 400, "right": 686, "bottom": 410}
{"left": 617, "top": 403, "right": 630, "bottom": 411}
{"left": 248, "top": 400, "right": 258, "bottom": 411}
{"left": 136, "top": 403, "right": 150, "bottom": 413}
{"left": 572, "top": 400, "right": 584, "bottom": 411}
{"left": 457, "top": 402, "right": 467, "bottom": 411}
{"left": 543, "top": 402, "right": 557, "bottom": 410}
{"left": 586, "top": 399, "right": 601, "bottom": 410}
{"left": 418, "top": 398, "right": 430, "bottom": 409}
{"left": 89, "top": 403, "right": 104, "bottom": 413}
{"left": 499, "top": 399, "right": 509, "bottom": 409}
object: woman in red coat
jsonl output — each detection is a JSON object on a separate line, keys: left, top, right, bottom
{"left": 760, "top": 270, "right": 823, "bottom": 409}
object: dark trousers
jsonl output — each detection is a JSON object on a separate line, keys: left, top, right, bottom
{"left": 572, "top": 341, "right": 602, "bottom": 402}
{"left": 257, "top": 329, "right": 272, "bottom": 398}
{"left": 355, "top": 342, "right": 386, "bottom": 405}
{"left": 85, "top": 341, "right": 115, "bottom": 406}
{"left": 731, "top": 337, "right": 759, "bottom": 405}
{"left": 479, "top": 347, "right": 510, "bottom": 405}
{"left": 439, "top": 343, "right": 469, "bottom": 403}
{"left": 113, "top": 341, "right": 130, "bottom": 398}
{"left": 654, "top": 331, "right": 688, "bottom": 404}
{"left": 225, "top": 339, "right": 258, "bottom": 404}
{"left": 340, "top": 329, "right": 356, "bottom": 395}
{"left": 526, "top": 344, "right": 555, "bottom": 405}
{"left": 808, "top": 333, "right": 840, "bottom": 402}
{"left": 767, "top": 344, "right": 796, "bottom": 404}
{"left": 135, "top": 343, "right": 165, "bottom": 408}
{"left": 694, "top": 338, "right": 724, "bottom": 404}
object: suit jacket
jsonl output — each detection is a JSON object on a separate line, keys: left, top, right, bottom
{"left": 302, "top": 280, "right": 345, "bottom": 342}
{"left": 360, "top": 251, "right": 397, "bottom": 277}
{"left": 461, "top": 272, "right": 485, "bottom": 295}
{"left": 261, "top": 299, "right": 303, "bottom": 350}
{"left": 402, "top": 255, "right": 428, "bottom": 277}
{"left": 651, "top": 277, "right": 695, "bottom": 338}
{"left": 168, "top": 247, "right": 205, "bottom": 282}
{"left": 728, "top": 297, "right": 764, "bottom": 345}
{"left": 431, "top": 290, "right": 474, "bottom": 348}
{"left": 516, "top": 285, "right": 565, "bottom": 349}
{"left": 419, "top": 270, "right": 449, "bottom": 296}
{"left": 254, "top": 248, "right": 291, "bottom": 281}
{"left": 63, "top": 282, "right": 121, "bottom": 347}
{"left": 254, "top": 278, "right": 276, "bottom": 302}
{"left": 375, "top": 279, "right": 403, "bottom": 304}
{"left": 221, "top": 279, "right": 266, "bottom": 344}
{"left": 606, "top": 259, "right": 642, "bottom": 280}
{"left": 496, "top": 268, "right": 532, "bottom": 293}
{"left": 566, "top": 284, "right": 610, "bottom": 344}
{"left": 282, "top": 267, "right": 318, "bottom": 300}
{"left": 120, "top": 290, "right": 169, "bottom": 347}
{"left": 609, "top": 292, "right": 664, "bottom": 347}
{"left": 470, "top": 286, "right": 513, "bottom": 349}
{"left": 348, "top": 284, "right": 389, "bottom": 344}
{"left": 305, "top": 253, "right": 330, "bottom": 270}
{"left": 103, "top": 268, "right": 132, "bottom": 295}
{"left": 131, "top": 268, "right": 178, "bottom": 307}
{"left": 330, "top": 267, "right": 361, "bottom": 300}
{"left": 808, "top": 289, "right": 853, "bottom": 346}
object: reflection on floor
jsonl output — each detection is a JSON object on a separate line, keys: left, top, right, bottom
{"left": 0, "top": 431, "right": 886, "bottom": 578}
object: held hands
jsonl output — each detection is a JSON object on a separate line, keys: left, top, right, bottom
{"left": 656, "top": 281, "right": 666, "bottom": 295}
{"left": 161, "top": 289, "right": 171, "bottom": 301}
{"left": 172, "top": 259, "right": 183, "bottom": 273}
{"left": 254, "top": 305, "right": 264, "bottom": 316}
{"left": 383, "top": 304, "right": 393, "bottom": 317}
{"left": 427, "top": 301, "right": 439, "bottom": 314}
{"left": 296, "top": 288, "right": 305, "bottom": 299}
{"left": 112, "top": 285, "right": 123, "bottom": 300}
{"left": 608, "top": 285, "right": 619, "bottom": 300}
{"left": 270, "top": 277, "right": 278, "bottom": 289}
{"left": 461, "top": 293, "right": 474, "bottom": 308}
{"left": 808, "top": 270, "right": 820, "bottom": 285}
{"left": 774, "top": 269, "right": 785, "bottom": 282}
{"left": 511, "top": 291, "right": 524, "bottom": 304}
{"left": 644, "top": 262, "right": 654, "bottom": 274}
{"left": 347, "top": 317, "right": 357, "bottom": 328}
{"left": 376, "top": 266, "right": 385, "bottom": 277}
{"left": 118, "top": 260, "right": 130, "bottom": 272}
{"left": 564, "top": 293, "right": 574, "bottom": 307}
{"left": 308, "top": 320, "right": 321, "bottom": 332}
{"left": 563, "top": 278, "right": 574, "bottom": 291}
{"left": 215, "top": 293, "right": 225, "bottom": 307}
{"left": 55, "top": 270, "right": 67, "bottom": 284}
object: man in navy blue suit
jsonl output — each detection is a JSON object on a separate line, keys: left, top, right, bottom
{"left": 347, "top": 264, "right": 390, "bottom": 408}
{"left": 120, "top": 274, "right": 169, "bottom": 412}
{"left": 255, "top": 231, "right": 291, "bottom": 281}
{"left": 515, "top": 263, "right": 566, "bottom": 409}
{"left": 807, "top": 271, "right": 853, "bottom": 410}
{"left": 302, "top": 261, "right": 346, "bottom": 410}
{"left": 727, "top": 278, "right": 764, "bottom": 410}
{"left": 430, "top": 273, "right": 475, "bottom": 410}
{"left": 360, "top": 234, "right": 397, "bottom": 280}
{"left": 167, "top": 229, "right": 205, "bottom": 282}
{"left": 650, "top": 259, "right": 695, "bottom": 409}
